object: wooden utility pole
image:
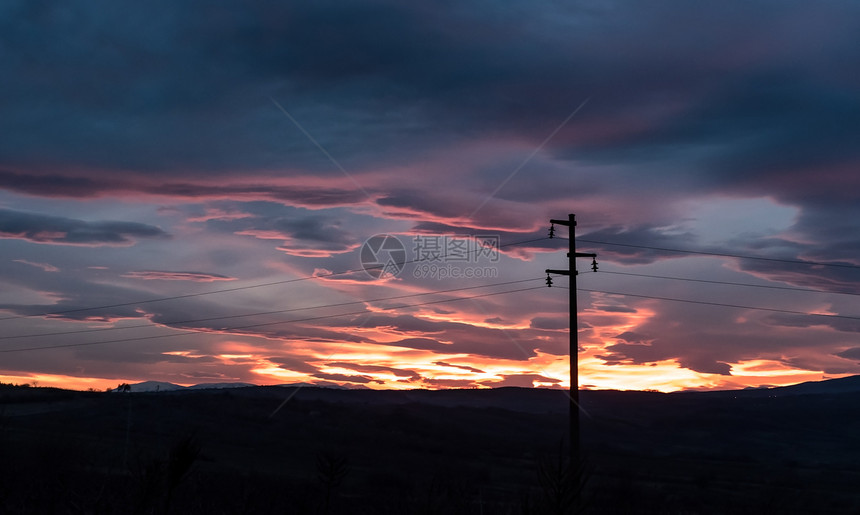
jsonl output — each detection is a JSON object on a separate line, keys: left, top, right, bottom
{"left": 546, "top": 213, "right": 597, "bottom": 471}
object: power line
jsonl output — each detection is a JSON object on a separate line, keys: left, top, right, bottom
{"left": 599, "top": 270, "right": 860, "bottom": 297}
{"left": 0, "top": 278, "right": 541, "bottom": 341}
{"left": 577, "top": 239, "right": 860, "bottom": 271}
{"left": 576, "top": 287, "right": 860, "bottom": 321}
{"left": 0, "top": 284, "right": 544, "bottom": 353}
{"left": 0, "top": 236, "right": 550, "bottom": 322}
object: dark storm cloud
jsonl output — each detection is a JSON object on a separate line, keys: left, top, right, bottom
{"left": 1, "top": 2, "right": 857, "bottom": 169}
{"left": 270, "top": 356, "right": 321, "bottom": 375}
{"left": 733, "top": 256, "right": 860, "bottom": 296}
{"left": 326, "top": 361, "right": 421, "bottom": 381}
{"left": 269, "top": 216, "right": 355, "bottom": 245}
{"left": 0, "top": 0, "right": 569, "bottom": 173}
{"left": 215, "top": 212, "right": 360, "bottom": 256}
{"left": 0, "top": 170, "right": 110, "bottom": 197}
{"left": 384, "top": 337, "right": 448, "bottom": 352}
{"left": 529, "top": 316, "right": 567, "bottom": 330}
{"left": 2, "top": 0, "right": 858, "bottom": 217}
{"left": 703, "top": 77, "right": 860, "bottom": 189}
{"left": 152, "top": 182, "right": 369, "bottom": 207}
{"left": 0, "top": 208, "right": 169, "bottom": 246}
{"left": 0, "top": 170, "right": 369, "bottom": 208}
{"left": 678, "top": 357, "right": 733, "bottom": 376}
{"left": 597, "top": 341, "right": 732, "bottom": 376}
{"left": 836, "top": 348, "right": 860, "bottom": 362}
{"left": 597, "top": 305, "right": 638, "bottom": 314}
{"left": 573, "top": 73, "right": 860, "bottom": 193}
{"left": 763, "top": 313, "right": 860, "bottom": 334}
{"left": 780, "top": 356, "right": 858, "bottom": 376}
{"left": 714, "top": 205, "right": 860, "bottom": 291}
{"left": 578, "top": 226, "right": 698, "bottom": 265}
{"left": 597, "top": 342, "right": 661, "bottom": 366}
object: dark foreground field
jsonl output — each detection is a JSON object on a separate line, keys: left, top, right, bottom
{"left": 2, "top": 379, "right": 860, "bottom": 514}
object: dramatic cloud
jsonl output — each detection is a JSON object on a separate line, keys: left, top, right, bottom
{"left": 1, "top": 0, "right": 859, "bottom": 391}
{"left": 122, "top": 270, "right": 237, "bottom": 282}
{"left": 234, "top": 215, "right": 361, "bottom": 257}
{"left": 836, "top": 348, "right": 860, "bottom": 362}
{"left": 326, "top": 362, "right": 422, "bottom": 381}
{"left": 0, "top": 209, "right": 169, "bottom": 246}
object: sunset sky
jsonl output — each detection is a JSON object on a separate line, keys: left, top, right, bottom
{"left": 2, "top": 1, "right": 860, "bottom": 392}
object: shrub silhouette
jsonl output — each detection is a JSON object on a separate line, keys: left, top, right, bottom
{"left": 316, "top": 451, "right": 349, "bottom": 515}
{"left": 531, "top": 451, "right": 589, "bottom": 515}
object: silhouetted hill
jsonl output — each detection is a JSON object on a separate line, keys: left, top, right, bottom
{"left": 766, "top": 374, "right": 860, "bottom": 395}
{"left": 3, "top": 378, "right": 860, "bottom": 513}
{"left": 673, "top": 374, "right": 860, "bottom": 399}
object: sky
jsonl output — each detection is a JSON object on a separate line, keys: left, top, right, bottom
{"left": 1, "top": 1, "right": 860, "bottom": 392}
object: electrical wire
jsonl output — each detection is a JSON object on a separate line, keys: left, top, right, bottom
{"left": 575, "top": 287, "right": 860, "bottom": 321}
{"left": 0, "top": 278, "right": 542, "bottom": 341}
{"left": 576, "top": 238, "right": 860, "bottom": 270}
{"left": 598, "top": 270, "right": 860, "bottom": 297}
{"left": 0, "top": 284, "right": 544, "bottom": 353}
{"left": 0, "top": 236, "right": 551, "bottom": 322}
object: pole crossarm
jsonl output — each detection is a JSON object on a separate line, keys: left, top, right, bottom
{"left": 545, "top": 269, "right": 571, "bottom": 275}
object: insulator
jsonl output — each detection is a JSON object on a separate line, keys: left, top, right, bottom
{"left": 548, "top": 224, "right": 555, "bottom": 238}
{"left": 546, "top": 275, "right": 553, "bottom": 287}
{"left": 591, "top": 257, "right": 599, "bottom": 272}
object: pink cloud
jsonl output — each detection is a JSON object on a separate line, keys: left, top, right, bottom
{"left": 13, "top": 259, "right": 59, "bottom": 272}
{"left": 122, "top": 270, "right": 237, "bottom": 282}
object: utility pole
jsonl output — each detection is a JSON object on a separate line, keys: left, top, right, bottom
{"left": 546, "top": 213, "right": 597, "bottom": 472}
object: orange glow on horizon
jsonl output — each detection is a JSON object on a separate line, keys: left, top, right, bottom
{"left": 2, "top": 356, "right": 848, "bottom": 393}
{"left": 3, "top": 317, "right": 850, "bottom": 392}
{"left": 0, "top": 373, "right": 130, "bottom": 391}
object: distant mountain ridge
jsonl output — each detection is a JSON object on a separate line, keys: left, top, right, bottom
{"left": 187, "top": 382, "right": 257, "bottom": 390}
{"left": 113, "top": 375, "right": 860, "bottom": 396}
{"left": 757, "top": 374, "right": 860, "bottom": 396}
{"left": 114, "top": 381, "right": 255, "bottom": 392}
{"left": 679, "top": 374, "right": 860, "bottom": 398}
